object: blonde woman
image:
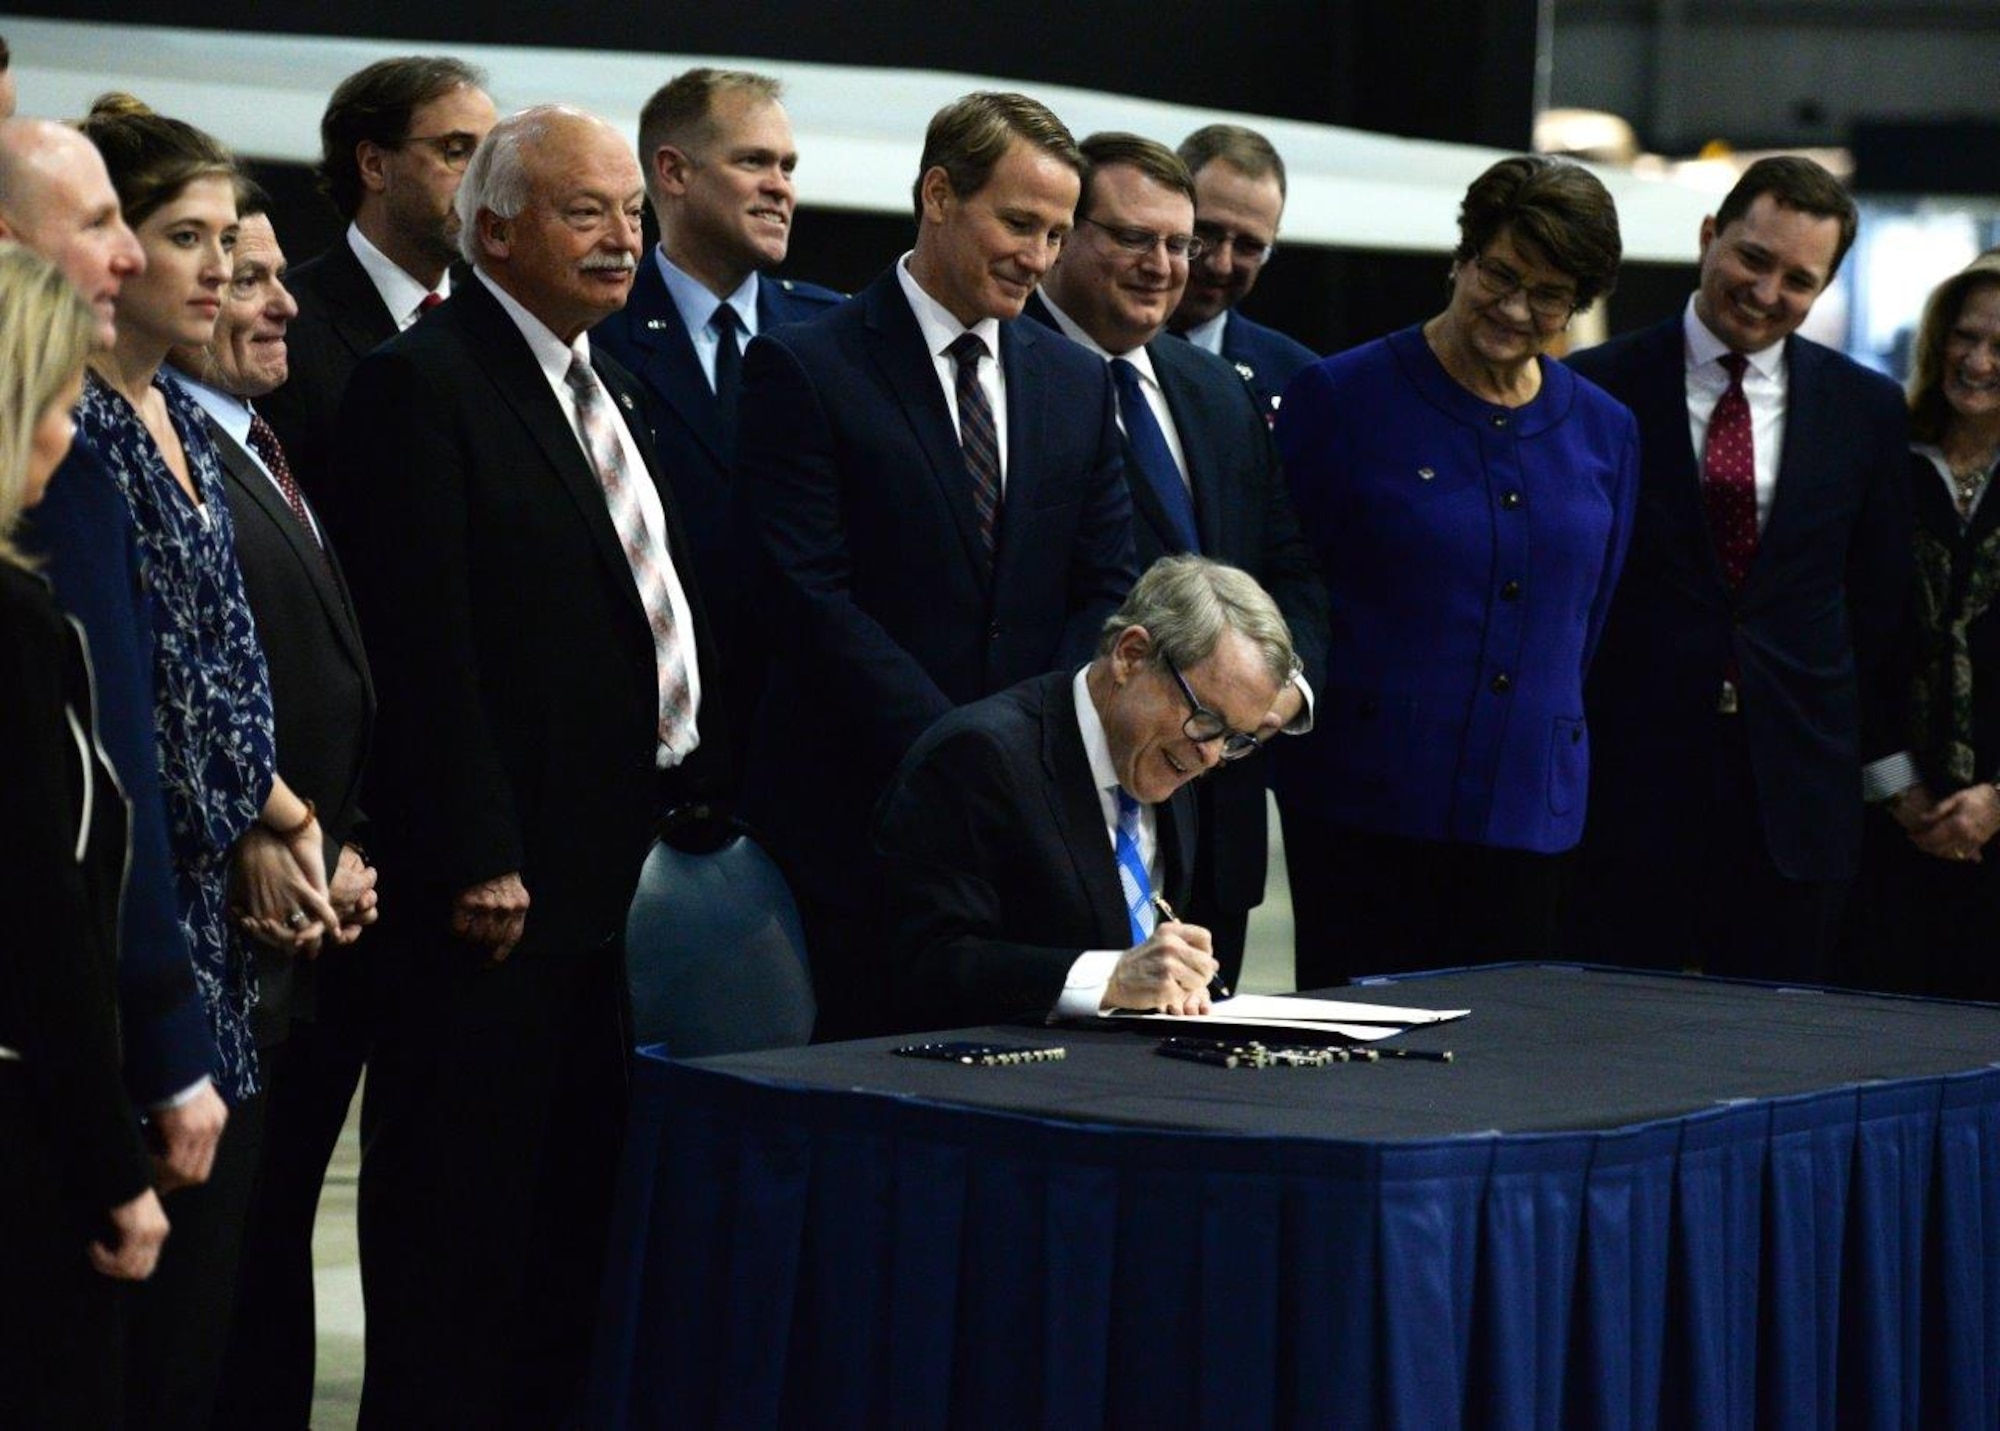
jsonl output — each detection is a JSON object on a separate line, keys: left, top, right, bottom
{"left": 0, "top": 241, "right": 169, "bottom": 1427}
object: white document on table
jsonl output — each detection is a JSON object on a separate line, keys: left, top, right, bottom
{"left": 1090, "top": 993, "right": 1470, "bottom": 1042}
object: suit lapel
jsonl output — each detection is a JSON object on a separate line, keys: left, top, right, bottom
{"left": 625, "top": 259, "right": 733, "bottom": 468}
{"left": 1146, "top": 339, "right": 1219, "bottom": 553}
{"left": 1628, "top": 321, "right": 1735, "bottom": 592}
{"left": 209, "top": 415, "right": 372, "bottom": 680}
{"left": 318, "top": 240, "right": 401, "bottom": 365}
{"left": 992, "top": 318, "right": 1050, "bottom": 584}
{"left": 455, "top": 281, "right": 648, "bottom": 626}
{"left": 1749, "top": 335, "right": 1826, "bottom": 598}
{"left": 1159, "top": 783, "right": 1197, "bottom": 912}
{"left": 1039, "top": 674, "right": 1132, "bottom": 947}
{"left": 858, "top": 274, "right": 993, "bottom": 590}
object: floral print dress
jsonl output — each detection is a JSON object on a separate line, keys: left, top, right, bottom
{"left": 76, "top": 371, "right": 275, "bottom": 1103}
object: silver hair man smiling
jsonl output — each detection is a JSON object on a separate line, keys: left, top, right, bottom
{"left": 327, "top": 103, "right": 724, "bottom": 1426}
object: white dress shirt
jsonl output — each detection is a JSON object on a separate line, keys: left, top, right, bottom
{"left": 894, "top": 252, "right": 1010, "bottom": 488}
{"left": 1052, "top": 667, "right": 1160, "bottom": 1018}
{"left": 175, "top": 376, "right": 324, "bottom": 545}
{"left": 348, "top": 223, "right": 451, "bottom": 332}
{"left": 475, "top": 270, "right": 703, "bottom": 765}
{"left": 656, "top": 248, "right": 760, "bottom": 391}
{"left": 1036, "top": 292, "right": 1193, "bottom": 489}
{"left": 1683, "top": 295, "right": 1787, "bottom": 532}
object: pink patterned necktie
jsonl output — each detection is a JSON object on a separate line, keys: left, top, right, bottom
{"left": 563, "top": 356, "right": 695, "bottom": 764}
{"left": 1702, "top": 352, "right": 1757, "bottom": 590}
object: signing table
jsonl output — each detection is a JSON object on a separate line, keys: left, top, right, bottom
{"left": 589, "top": 965, "right": 2000, "bottom": 1428}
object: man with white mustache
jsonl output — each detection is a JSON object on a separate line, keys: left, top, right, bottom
{"left": 326, "top": 105, "right": 725, "bottom": 1427}
{"left": 1563, "top": 156, "right": 1911, "bottom": 986}
{"left": 595, "top": 70, "right": 841, "bottom": 798}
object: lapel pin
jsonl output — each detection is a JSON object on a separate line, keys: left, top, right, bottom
{"left": 1234, "top": 362, "right": 1255, "bottom": 383}
{"left": 618, "top": 391, "right": 636, "bottom": 411}
{"left": 1418, "top": 467, "right": 1435, "bottom": 481}
{"left": 646, "top": 318, "right": 669, "bottom": 331}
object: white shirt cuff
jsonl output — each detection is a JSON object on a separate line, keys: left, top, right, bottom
{"left": 1054, "top": 948, "right": 1124, "bottom": 1019}
{"left": 150, "top": 1074, "right": 213, "bottom": 1112}
{"left": 1862, "top": 751, "right": 1921, "bottom": 803}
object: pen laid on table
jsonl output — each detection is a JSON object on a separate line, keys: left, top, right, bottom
{"left": 1150, "top": 892, "right": 1231, "bottom": 1003}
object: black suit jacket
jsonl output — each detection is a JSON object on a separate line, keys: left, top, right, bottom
{"left": 1220, "top": 309, "right": 1320, "bottom": 425}
{"left": 876, "top": 670, "right": 1196, "bottom": 1029}
{"left": 1026, "top": 296, "right": 1329, "bottom": 915}
{"left": 209, "top": 412, "right": 375, "bottom": 1035}
{"left": 1567, "top": 317, "right": 1911, "bottom": 880}
{"left": 258, "top": 237, "right": 399, "bottom": 519}
{"left": 736, "top": 267, "right": 1136, "bottom": 905}
{"left": 330, "top": 276, "right": 724, "bottom": 953}
{"left": 590, "top": 260, "right": 842, "bottom": 782}
{"left": 0, "top": 565, "right": 153, "bottom": 1219}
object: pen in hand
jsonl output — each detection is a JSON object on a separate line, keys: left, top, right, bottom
{"left": 1151, "top": 892, "right": 1231, "bottom": 1003}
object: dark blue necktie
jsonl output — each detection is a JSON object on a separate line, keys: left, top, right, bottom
{"left": 1111, "top": 358, "right": 1200, "bottom": 552}
{"left": 710, "top": 302, "right": 744, "bottom": 454}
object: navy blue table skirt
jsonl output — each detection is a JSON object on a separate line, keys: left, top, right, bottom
{"left": 589, "top": 966, "right": 2000, "bottom": 1428}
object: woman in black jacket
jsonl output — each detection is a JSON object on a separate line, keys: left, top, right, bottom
{"left": 0, "top": 242, "right": 169, "bottom": 1426}
{"left": 1848, "top": 251, "right": 2000, "bottom": 999}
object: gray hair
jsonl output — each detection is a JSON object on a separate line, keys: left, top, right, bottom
{"left": 1098, "top": 554, "right": 1294, "bottom": 686}
{"left": 456, "top": 103, "right": 598, "bottom": 266}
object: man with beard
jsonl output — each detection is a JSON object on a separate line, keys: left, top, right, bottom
{"left": 259, "top": 55, "right": 496, "bottom": 519}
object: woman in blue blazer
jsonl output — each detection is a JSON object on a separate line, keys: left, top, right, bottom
{"left": 1275, "top": 156, "right": 1639, "bottom": 987}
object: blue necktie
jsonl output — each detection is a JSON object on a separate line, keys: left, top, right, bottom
{"left": 710, "top": 303, "right": 744, "bottom": 456}
{"left": 1111, "top": 357, "right": 1200, "bottom": 553}
{"left": 1113, "top": 790, "right": 1158, "bottom": 946}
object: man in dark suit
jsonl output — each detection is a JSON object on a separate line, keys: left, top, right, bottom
{"left": 331, "top": 105, "right": 724, "bottom": 1426}
{"left": 594, "top": 68, "right": 841, "bottom": 785}
{"left": 259, "top": 55, "right": 496, "bottom": 516}
{"left": 1564, "top": 156, "right": 1911, "bottom": 984}
{"left": 737, "top": 91, "right": 1136, "bottom": 1040}
{"left": 164, "top": 193, "right": 380, "bottom": 1430}
{"left": 879, "top": 556, "right": 1293, "bottom": 1028}
{"left": 1167, "top": 124, "right": 1318, "bottom": 423}
{"left": 0, "top": 117, "right": 226, "bottom": 1194}
{"left": 1029, "top": 132, "right": 1328, "bottom": 989}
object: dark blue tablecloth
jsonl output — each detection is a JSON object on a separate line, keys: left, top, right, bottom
{"left": 588, "top": 965, "right": 2000, "bottom": 1428}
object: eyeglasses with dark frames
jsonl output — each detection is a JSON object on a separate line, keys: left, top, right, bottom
{"left": 1164, "top": 656, "right": 1261, "bottom": 761}
{"left": 1468, "top": 253, "right": 1579, "bottom": 321}
{"left": 1082, "top": 217, "right": 1206, "bottom": 263}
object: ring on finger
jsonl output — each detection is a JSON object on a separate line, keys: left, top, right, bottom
{"left": 285, "top": 909, "right": 309, "bottom": 930}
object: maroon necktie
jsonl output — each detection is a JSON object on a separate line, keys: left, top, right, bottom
{"left": 419, "top": 291, "right": 444, "bottom": 314}
{"left": 247, "top": 411, "right": 321, "bottom": 552}
{"left": 1702, "top": 353, "right": 1757, "bottom": 590}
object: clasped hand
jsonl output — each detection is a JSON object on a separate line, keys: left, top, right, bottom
{"left": 230, "top": 820, "right": 341, "bottom": 955}
{"left": 1889, "top": 782, "right": 2000, "bottom": 863}
{"left": 1103, "top": 919, "right": 1218, "bottom": 1015}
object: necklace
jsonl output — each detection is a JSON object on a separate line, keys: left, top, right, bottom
{"left": 1947, "top": 448, "right": 1999, "bottom": 518}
